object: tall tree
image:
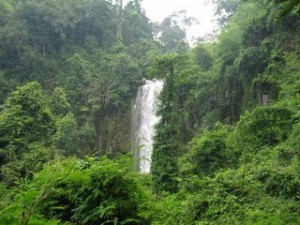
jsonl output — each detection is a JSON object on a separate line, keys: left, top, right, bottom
{"left": 155, "top": 10, "right": 196, "bottom": 52}
{"left": 0, "top": 82, "right": 55, "bottom": 184}
{"left": 122, "top": 0, "right": 152, "bottom": 45}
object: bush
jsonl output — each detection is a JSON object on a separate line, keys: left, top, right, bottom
{"left": 0, "top": 156, "right": 150, "bottom": 225}
{"left": 179, "top": 124, "right": 232, "bottom": 176}
{"left": 228, "top": 105, "right": 294, "bottom": 162}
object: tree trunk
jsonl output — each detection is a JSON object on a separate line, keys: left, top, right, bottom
{"left": 117, "top": 0, "right": 123, "bottom": 42}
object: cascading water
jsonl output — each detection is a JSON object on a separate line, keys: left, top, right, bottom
{"left": 132, "top": 79, "right": 163, "bottom": 173}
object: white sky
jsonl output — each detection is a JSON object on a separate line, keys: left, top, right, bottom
{"left": 140, "top": 0, "right": 217, "bottom": 43}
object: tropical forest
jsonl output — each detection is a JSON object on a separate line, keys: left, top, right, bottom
{"left": 0, "top": 0, "right": 300, "bottom": 224}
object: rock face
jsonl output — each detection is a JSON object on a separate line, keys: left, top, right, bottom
{"left": 132, "top": 79, "right": 163, "bottom": 173}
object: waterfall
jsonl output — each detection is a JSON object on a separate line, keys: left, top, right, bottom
{"left": 132, "top": 79, "right": 163, "bottom": 173}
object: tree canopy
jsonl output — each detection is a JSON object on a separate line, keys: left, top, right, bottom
{"left": 1, "top": 0, "right": 300, "bottom": 224}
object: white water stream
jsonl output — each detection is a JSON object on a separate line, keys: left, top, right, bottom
{"left": 132, "top": 79, "right": 163, "bottom": 173}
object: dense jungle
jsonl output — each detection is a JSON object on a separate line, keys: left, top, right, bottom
{"left": 0, "top": 0, "right": 300, "bottom": 224}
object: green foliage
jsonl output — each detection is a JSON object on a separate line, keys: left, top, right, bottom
{"left": 192, "top": 45, "right": 213, "bottom": 71}
{"left": 0, "top": 72, "right": 13, "bottom": 104}
{"left": 0, "top": 82, "right": 56, "bottom": 184}
{"left": 0, "top": 156, "right": 150, "bottom": 225}
{"left": 0, "top": 0, "right": 157, "bottom": 156}
{"left": 122, "top": 1, "right": 152, "bottom": 45}
{"left": 228, "top": 105, "right": 294, "bottom": 158}
{"left": 52, "top": 113, "right": 78, "bottom": 156}
{"left": 1, "top": 0, "right": 300, "bottom": 224}
{"left": 261, "top": 163, "right": 300, "bottom": 200}
{"left": 149, "top": 193, "right": 196, "bottom": 225}
{"left": 0, "top": 82, "right": 55, "bottom": 145}
{"left": 286, "top": 122, "right": 300, "bottom": 151}
{"left": 49, "top": 87, "right": 71, "bottom": 117}
{"left": 271, "top": 0, "right": 300, "bottom": 16}
{"left": 78, "top": 123, "right": 97, "bottom": 153}
{"left": 179, "top": 124, "right": 232, "bottom": 176}
{"left": 151, "top": 53, "right": 201, "bottom": 193}
{"left": 213, "top": 0, "right": 243, "bottom": 25}
{"left": 155, "top": 11, "right": 193, "bottom": 53}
